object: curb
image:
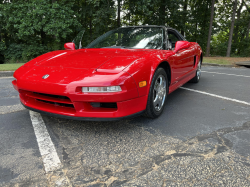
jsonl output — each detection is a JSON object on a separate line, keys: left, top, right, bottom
{"left": 202, "top": 62, "right": 236, "bottom": 68}
{"left": 0, "top": 71, "right": 14, "bottom": 78}
{"left": 235, "top": 61, "right": 250, "bottom": 67}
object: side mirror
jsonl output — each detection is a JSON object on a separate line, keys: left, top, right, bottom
{"left": 64, "top": 42, "right": 76, "bottom": 50}
{"left": 174, "top": 41, "right": 190, "bottom": 53}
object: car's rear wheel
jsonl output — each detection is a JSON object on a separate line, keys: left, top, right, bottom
{"left": 190, "top": 57, "right": 201, "bottom": 83}
{"left": 144, "top": 68, "right": 168, "bottom": 118}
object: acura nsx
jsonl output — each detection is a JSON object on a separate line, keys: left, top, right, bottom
{"left": 12, "top": 25, "right": 203, "bottom": 121}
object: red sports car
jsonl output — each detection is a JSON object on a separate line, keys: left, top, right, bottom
{"left": 12, "top": 26, "right": 202, "bottom": 121}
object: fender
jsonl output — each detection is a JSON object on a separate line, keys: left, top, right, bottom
{"left": 123, "top": 50, "right": 175, "bottom": 97}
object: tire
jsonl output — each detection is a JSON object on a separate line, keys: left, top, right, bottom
{"left": 189, "top": 57, "right": 201, "bottom": 83}
{"left": 144, "top": 68, "right": 169, "bottom": 119}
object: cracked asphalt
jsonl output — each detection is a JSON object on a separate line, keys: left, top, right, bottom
{"left": 0, "top": 66, "right": 250, "bottom": 186}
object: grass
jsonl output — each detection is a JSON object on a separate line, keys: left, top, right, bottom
{"left": 0, "top": 63, "right": 25, "bottom": 71}
{"left": 203, "top": 57, "right": 250, "bottom": 66}
{"left": 203, "top": 57, "right": 232, "bottom": 65}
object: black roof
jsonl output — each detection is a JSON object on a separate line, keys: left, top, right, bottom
{"left": 116, "top": 25, "right": 186, "bottom": 40}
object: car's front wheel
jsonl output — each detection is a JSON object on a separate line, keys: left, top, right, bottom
{"left": 144, "top": 68, "right": 168, "bottom": 118}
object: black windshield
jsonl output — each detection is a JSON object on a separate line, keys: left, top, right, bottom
{"left": 86, "top": 27, "right": 164, "bottom": 49}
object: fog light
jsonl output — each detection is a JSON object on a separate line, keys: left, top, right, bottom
{"left": 82, "top": 86, "right": 122, "bottom": 93}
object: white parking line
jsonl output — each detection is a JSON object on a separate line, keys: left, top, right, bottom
{"left": 202, "top": 71, "right": 250, "bottom": 78}
{"left": 0, "top": 104, "right": 25, "bottom": 114}
{"left": 0, "top": 76, "right": 13, "bottom": 79}
{"left": 29, "top": 110, "right": 62, "bottom": 173}
{"left": 180, "top": 87, "right": 250, "bottom": 106}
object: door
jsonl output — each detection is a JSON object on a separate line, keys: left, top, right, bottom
{"left": 167, "top": 30, "right": 194, "bottom": 82}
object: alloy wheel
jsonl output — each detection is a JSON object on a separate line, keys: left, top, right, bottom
{"left": 153, "top": 75, "right": 167, "bottom": 111}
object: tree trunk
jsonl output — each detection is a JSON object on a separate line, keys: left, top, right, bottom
{"left": 234, "top": 2, "right": 243, "bottom": 41}
{"left": 159, "top": 0, "right": 165, "bottom": 25}
{"left": 243, "top": 0, "right": 250, "bottom": 40}
{"left": 243, "top": 0, "right": 250, "bottom": 13}
{"left": 117, "top": 0, "right": 121, "bottom": 27}
{"left": 226, "top": 0, "right": 238, "bottom": 57}
{"left": 41, "top": 30, "right": 46, "bottom": 45}
{"left": 195, "top": 22, "right": 198, "bottom": 40}
{"left": 181, "top": 0, "right": 188, "bottom": 35}
{"left": 89, "top": 15, "right": 92, "bottom": 41}
{"left": 52, "top": 0, "right": 57, "bottom": 40}
{"left": 233, "top": 1, "right": 243, "bottom": 54}
{"left": 205, "top": 0, "right": 215, "bottom": 57}
{"left": 128, "top": 1, "right": 131, "bottom": 25}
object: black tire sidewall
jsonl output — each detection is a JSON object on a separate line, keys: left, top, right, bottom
{"left": 190, "top": 59, "right": 201, "bottom": 83}
{"left": 146, "top": 68, "right": 169, "bottom": 118}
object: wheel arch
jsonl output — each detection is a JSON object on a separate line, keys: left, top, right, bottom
{"left": 155, "top": 61, "right": 172, "bottom": 87}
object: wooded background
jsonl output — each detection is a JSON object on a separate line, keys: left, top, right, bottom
{"left": 0, "top": 0, "right": 250, "bottom": 64}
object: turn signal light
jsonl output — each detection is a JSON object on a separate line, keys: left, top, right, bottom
{"left": 139, "top": 81, "right": 147, "bottom": 87}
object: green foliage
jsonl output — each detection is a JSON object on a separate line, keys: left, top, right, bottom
{"left": 0, "top": 42, "right": 6, "bottom": 52}
{"left": 0, "top": 42, "right": 5, "bottom": 64}
{"left": 0, "top": 0, "right": 250, "bottom": 63}
{"left": 238, "top": 38, "right": 250, "bottom": 57}
{"left": 210, "top": 31, "right": 228, "bottom": 56}
{"left": 211, "top": 42, "right": 228, "bottom": 56}
{"left": 0, "top": 0, "right": 81, "bottom": 63}
{"left": 21, "top": 44, "right": 49, "bottom": 62}
{"left": 4, "top": 43, "right": 49, "bottom": 63}
{"left": 1, "top": 0, "right": 79, "bottom": 42}
{"left": 4, "top": 44, "right": 25, "bottom": 63}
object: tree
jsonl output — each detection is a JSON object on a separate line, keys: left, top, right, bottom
{"left": 181, "top": 0, "right": 188, "bottom": 36}
{"left": 117, "top": 0, "right": 121, "bottom": 27}
{"left": 226, "top": 0, "right": 238, "bottom": 57}
{"left": 1, "top": 0, "right": 250, "bottom": 63}
{"left": 243, "top": 0, "right": 250, "bottom": 40}
{"left": 206, "top": 0, "right": 216, "bottom": 57}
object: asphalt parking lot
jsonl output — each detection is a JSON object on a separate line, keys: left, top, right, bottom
{"left": 0, "top": 66, "right": 250, "bottom": 187}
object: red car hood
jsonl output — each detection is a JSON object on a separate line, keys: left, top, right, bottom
{"left": 14, "top": 48, "right": 153, "bottom": 85}
{"left": 35, "top": 48, "right": 151, "bottom": 73}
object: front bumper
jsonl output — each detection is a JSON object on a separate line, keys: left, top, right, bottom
{"left": 12, "top": 79, "right": 148, "bottom": 119}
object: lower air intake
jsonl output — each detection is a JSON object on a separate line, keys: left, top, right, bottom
{"left": 37, "top": 99, "right": 74, "bottom": 108}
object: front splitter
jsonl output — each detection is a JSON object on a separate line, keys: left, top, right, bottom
{"left": 21, "top": 103, "right": 145, "bottom": 121}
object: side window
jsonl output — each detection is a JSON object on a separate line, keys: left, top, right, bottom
{"left": 168, "top": 31, "right": 181, "bottom": 49}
